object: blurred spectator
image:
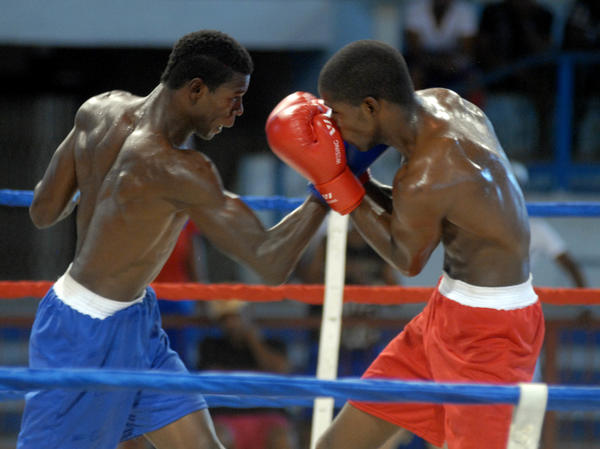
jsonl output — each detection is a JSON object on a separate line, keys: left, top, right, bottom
{"left": 562, "top": 0, "right": 600, "bottom": 52}
{"left": 345, "top": 226, "right": 399, "bottom": 287}
{"left": 561, "top": 0, "right": 600, "bottom": 160}
{"left": 477, "top": 0, "right": 554, "bottom": 82}
{"left": 513, "top": 160, "right": 591, "bottom": 391}
{"left": 403, "top": 0, "right": 478, "bottom": 92}
{"left": 511, "top": 161, "right": 588, "bottom": 290}
{"left": 297, "top": 222, "right": 398, "bottom": 287}
{"left": 529, "top": 219, "right": 587, "bottom": 288}
{"left": 340, "top": 226, "right": 398, "bottom": 369}
{"left": 297, "top": 223, "right": 400, "bottom": 378}
{"left": 199, "top": 300, "right": 297, "bottom": 449}
{"left": 293, "top": 223, "right": 419, "bottom": 448}
{"left": 476, "top": 0, "right": 555, "bottom": 159}
{"left": 155, "top": 220, "right": 207, "bottom": 367}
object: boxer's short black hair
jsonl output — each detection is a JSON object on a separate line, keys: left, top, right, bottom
{"left": 161, "top": 30, "right": 253, "bottom": 91}
{"left": 318, "top": 40, "right": 414, "bottom": 108}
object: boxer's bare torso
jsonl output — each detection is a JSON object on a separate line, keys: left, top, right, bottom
{"left": 328, "top": 88, "right": 530, "bottom": 287}
{"left": 69, "top": 88, "right": 204, "bottom": 300}
{"left": 31, "top": 78, "right": 327, "bottom": 301}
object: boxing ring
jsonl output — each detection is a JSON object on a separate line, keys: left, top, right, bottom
{"left": 1, "top": 188, "right": 600, "bottom": 449}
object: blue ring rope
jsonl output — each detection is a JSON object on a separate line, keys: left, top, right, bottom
{"left": 0, "top": 389, "right": 335, "bottom": 408}
{"left": 1, "top": 188, "right": 598, "bottom": 410}
{"left": 0, "top": 368, "right": 599, "bottom": 411}
{"left": 1, "top": 189, "right": 599, "bottom": 217}
{"left": 0, "top": 389, "right": 336, "bottom": 409}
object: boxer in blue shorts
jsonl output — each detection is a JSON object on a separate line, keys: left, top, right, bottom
{"left": 22, "top": 30, "right": 329, "bottom": 449}
{"left": 19, "top": 269, "right": 208, "bottom": 448}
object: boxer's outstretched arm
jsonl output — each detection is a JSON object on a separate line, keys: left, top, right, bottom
{"left": 30, "top": 126, "right": 80, "bottom": 228}
{"left": 176, "top": 154, "right": 329, "bottom": 285}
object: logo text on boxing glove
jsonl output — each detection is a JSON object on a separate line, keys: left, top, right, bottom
{"left": 322, "top": 118, "right": 342, "bottom": 165}
{"left": 321, "top": 192, "right": 337, "bottom": 204}
{"left": 322, "top": 118, "right": 337, "bottom": 137}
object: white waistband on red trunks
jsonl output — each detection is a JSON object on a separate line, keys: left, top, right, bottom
{"left": 438, "top": 272, "right": 538, "bottom": 310}
{"left": 53, "top": 266, "right": 145, "bottom": 320}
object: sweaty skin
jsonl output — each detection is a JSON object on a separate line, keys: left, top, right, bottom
{"left": 323, "top": 88, "right": 530, "bottom": 287}
{"left": 30, "top": 75, "right": 328, "bottom": 301}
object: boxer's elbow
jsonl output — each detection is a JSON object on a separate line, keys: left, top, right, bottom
{"left": 256, "top": 265, "right": 290, "bottom": 286}
{"left": 390, "top": 240, "right": 426, "bottom": 277}
{"left": 29, "top": 191, "right": 68, "bottom": 229}
{"left": 29, "top": 199, "right": 55, "bottom": 228}
{"left": 29, "top": 182, "right": 52, "bottom": 228}
{"left": 30, "top": 209, "right": 56, "bottom": 228}
{"left": 262, "top": 275, "right": 287, "bottom": 286}
{"left": 250, "top": 242, "right": 301, "bottom": 285}
{"left": 393, "top": 257, "right": 425, "bottom": 278}
{"left": 406, "top": 253, "right": 428, "bottom": 276}
{"left": 254, "top": 255, "right": 296, "bottom": 286}
{"left": 403, "top": 261, "right": 426, "bottom": 277}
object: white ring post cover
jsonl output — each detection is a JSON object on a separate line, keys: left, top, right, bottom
{"left": 506, "top": 382, "right": 548, "bottom": 449}
{"left": 310, "top": 212, "right": 349, "bottom": 449}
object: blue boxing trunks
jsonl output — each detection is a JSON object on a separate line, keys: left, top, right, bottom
{"left": 17, "top": 268, "right": 207, "bottom": 449}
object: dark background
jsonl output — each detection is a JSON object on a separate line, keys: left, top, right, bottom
{"left": 0, "top": 46, "right": 322, "bottom": 280}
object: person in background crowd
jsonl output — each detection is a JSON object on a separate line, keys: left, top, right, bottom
{"left": 562, "top": 0, "right": 600, "bottom": 53}
{"left": 561, "top": 0, "right": 600, "bottom": 160}
{"left": 154, "top": 220, "right": 206, "bottom": 367}
{"left": 511, "top": 161, "right": 588, "bottom": 290}
{"left": 511, "top": 161, "right": 590, "bottom": 386}
{"left": 199, "top": 300, "right": 297, "bottom": 449}
{"left": 403, "top": 0, "right": 478, "bottom": 94}
{"left": 476, "top": 0, "right": 555, "bottom": 158}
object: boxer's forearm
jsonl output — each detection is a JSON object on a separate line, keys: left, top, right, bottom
{"left": 364, "top": 178, "right": 393, "bottom": 214}
{"left": 350, "top": 196, "right": 396, "bottom": 268}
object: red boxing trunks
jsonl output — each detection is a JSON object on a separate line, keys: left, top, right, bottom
{"left": 350, "top": 272, "right": 545, "bottom": 449}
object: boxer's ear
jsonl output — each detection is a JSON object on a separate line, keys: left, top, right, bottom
{"left": 188, "top": 78, "right": 208, "bottom": 103}
{"left": 362, "top": 97, "right": 380, "bottom": 116}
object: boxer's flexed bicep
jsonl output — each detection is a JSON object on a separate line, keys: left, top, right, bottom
{"left": 176, "top": 153, "right": 328, "bottom": 284}
{"left": 177, "top": 157, "right": 268, "bottom": 264}
{"left": 188, "top": 189, "right": 274, "bottom": 272}
{"left": 189, "top": 192, "right": 328, "bottom": 285}
{"left": 30, "top": 125, "right": 80, "bottom": 228}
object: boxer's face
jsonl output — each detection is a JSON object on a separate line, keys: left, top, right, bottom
{"left": 322, "top": 93, "right": 379, "bottom": 151}
{"left": 192, "top": 73, "right": 250, "bottom": 140}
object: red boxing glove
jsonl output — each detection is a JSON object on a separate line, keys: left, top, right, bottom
{"left": 266, "top": 92, "right": 365, "bottom": 215}
{"left": 268, "top": 91, "right": 318, "bottom": 117}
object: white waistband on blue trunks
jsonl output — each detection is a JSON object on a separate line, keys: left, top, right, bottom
{"left": 438, "top": 272, "right": 538, "bottom": 310}
{"left": 53, "top": 267, "right": 145, "bottom": 320}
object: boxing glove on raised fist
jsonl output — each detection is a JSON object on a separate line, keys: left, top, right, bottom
{"left": 265, "top": 92, "right": 365, "bottom": 215}
{"left": 268, "top": 91, "right": 318, "bottom": 118}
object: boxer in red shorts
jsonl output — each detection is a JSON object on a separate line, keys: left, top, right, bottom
{"left": 266, "top": 39, "right": 545, "bottom": 449}
{"left": 350, "top": 275, "right": 544, "bottom": 449}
